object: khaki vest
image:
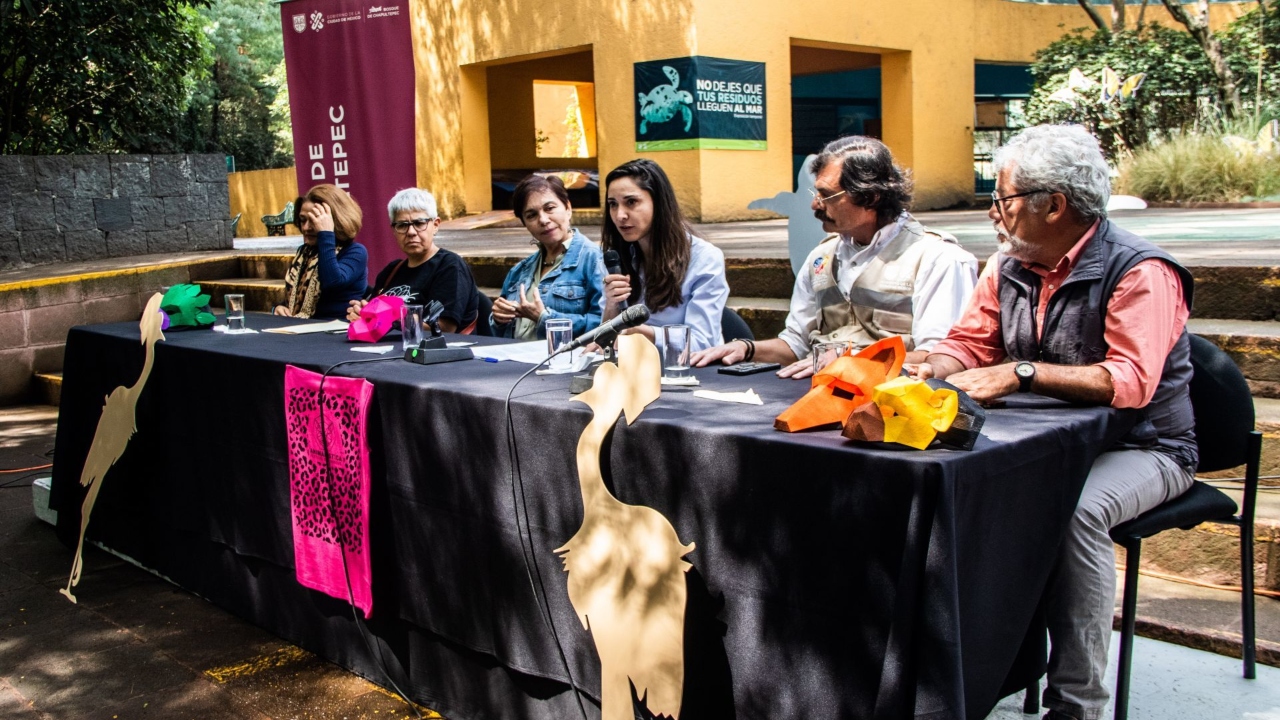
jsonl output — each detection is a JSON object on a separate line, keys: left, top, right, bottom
{"left": 808, "top": 218, "right": 960, "bottom": 351}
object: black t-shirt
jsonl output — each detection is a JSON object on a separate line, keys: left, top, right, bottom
{"left": 369, "top": 248, "right": 478, "bottom": 328}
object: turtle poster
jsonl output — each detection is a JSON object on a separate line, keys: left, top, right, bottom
{"left": 634, "top": 56, "right": 766, "bottom": 151}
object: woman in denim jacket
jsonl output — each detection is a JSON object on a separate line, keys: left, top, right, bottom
{"left": 491, "top": 174, "right": 606, "bottom": 338}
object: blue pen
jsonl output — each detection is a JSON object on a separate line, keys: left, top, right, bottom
{"left": 482, "top": 357, "right": 498, "bottom": 363}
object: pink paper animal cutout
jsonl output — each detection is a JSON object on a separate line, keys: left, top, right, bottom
{"left": 347, "top": 295, "right": 405, "bottom": 342}
{"left": 284, "top": 365, "right": 375, "bottom": 617}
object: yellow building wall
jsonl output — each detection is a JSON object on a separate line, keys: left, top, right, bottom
{"left": 227, "top": 167, "right": 300, "bottom": 238}
{"left": 974, "top": 0, "right": 1250, "bottom": 63}
{"left": 405, "top": 0, "right": 1253, "bottom": 221}
{"left": 488, "top": 52, "right": 596, "bottom": 171}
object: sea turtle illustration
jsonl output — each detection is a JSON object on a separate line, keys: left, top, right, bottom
{"left": 638, "top": 66, "right": 694, "bottom": 135}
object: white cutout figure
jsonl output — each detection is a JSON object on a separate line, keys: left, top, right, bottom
{"left": 748, "top": 153, "right": 827, "bottom": 277}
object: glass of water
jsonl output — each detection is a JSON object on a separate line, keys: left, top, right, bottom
{"left": 224, "top": 293, "right": 245, "bottom": 332}
{"left": 811, "top": 339, "right": 854, "bottom": 375}
{"left": 546, "top": 318, "right": 574, "bottom": 371}
{"left": 662, "top": 324, "right": 691, "bottom": 379}
{"left": 401, "top": 304, "right": 424, "bottom": 351}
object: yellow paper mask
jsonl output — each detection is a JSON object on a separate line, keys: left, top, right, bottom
{"left": 871, "top": 376, "right": 960, "bottom": 450}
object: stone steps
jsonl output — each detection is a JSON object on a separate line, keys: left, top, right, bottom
{"left": 197, "top": 278, "right": 284, "bottom": 313}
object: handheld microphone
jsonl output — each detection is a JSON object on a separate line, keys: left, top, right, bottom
{"left": 602, "top": 249, "right": 627, "bottom": 311}
{"left": 558, "top": 304, "right": 650, "bottom": 354}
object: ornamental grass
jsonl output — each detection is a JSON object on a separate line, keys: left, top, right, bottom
{"left": 1117, "top": 133, "right": 1280, "bottom": 203}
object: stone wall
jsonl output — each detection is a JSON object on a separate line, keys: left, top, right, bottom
{"left": 0, "top": 154, "right": 234, "bottom": 271}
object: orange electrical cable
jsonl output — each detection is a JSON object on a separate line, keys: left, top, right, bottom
{"left": 0, "top": 463, "right": 52, "bottom": 473}
{"left": 1120, "top": 564, "right": 1280, "bottom": 599}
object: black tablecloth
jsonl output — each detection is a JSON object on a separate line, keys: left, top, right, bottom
{"left": 50, "top": 315, "right": 1136, "bottom": 720}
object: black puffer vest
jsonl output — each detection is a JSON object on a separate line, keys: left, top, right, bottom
{"left": 998, "top": 220, "right": 1197, "bottom": 467}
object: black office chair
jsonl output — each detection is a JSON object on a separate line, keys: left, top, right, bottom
{"left": 473, "top": 291, "right": 494, "bottom": 337}
{"left": 1024, "top": 334, "right": 1261, "bottom": 720}
{"left": 1107, "top": 334, "right": 1259, "bottom": 720}
{"left": 722, "top": 307, "right": 754, "bottom": 342}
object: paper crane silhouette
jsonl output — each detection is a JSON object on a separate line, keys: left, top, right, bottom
{"left": 556, "top": 334, "right": 696, "bottom": 720}
{"left": 61, "top": 293, "right": 165, "bottom": 603}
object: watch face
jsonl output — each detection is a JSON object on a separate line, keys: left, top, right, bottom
{"left": 1016, "top": 363, "right": 1034, "bottom": 378}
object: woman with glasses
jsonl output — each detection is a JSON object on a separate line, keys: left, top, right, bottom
{"left": 600, "top": 158, "right": 729, "bottom": 352}
{"left": 344, "top": 188, "right": 479, "bottom": 333}
{"left": 490, "top": 174, "right": 606, "bottom": 338}
{"left": 274, "top": 184, "right": 368, "bottom": 319}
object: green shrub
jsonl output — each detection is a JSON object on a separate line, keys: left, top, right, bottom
{"left": 1118, "top": 133, "right": 1280, "bottom": 202}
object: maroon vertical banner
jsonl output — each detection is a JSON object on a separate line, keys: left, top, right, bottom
{"left": 281, "top": 0, "right": 416, "bottom": 284}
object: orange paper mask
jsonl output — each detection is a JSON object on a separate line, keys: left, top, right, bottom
{"left": 774, "top": 336, "right": 905, "bottom": 432}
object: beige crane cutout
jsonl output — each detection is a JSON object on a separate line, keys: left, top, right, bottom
{"left": 61, "top": 293, "right": 165, "bottom": 603}
{"left": 556, "top": 334, "right": 696, "bottom": 720}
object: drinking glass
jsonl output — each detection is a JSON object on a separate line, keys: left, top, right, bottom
{"left": 662, "top": 324, "right": 691, "bottom": 379}
{"left": 546, "top": 318, "right": 574, "bottom": 371}
{"left": 401, "top": 304, "right": 424, "bottom": 351}
{"left": 224, "top": 294, "right": 245, "bottom": 332}
{"left": 811, "top": 339, "right": 854, "bottom": 375}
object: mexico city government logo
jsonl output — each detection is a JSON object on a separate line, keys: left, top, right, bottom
{"left": 292, "top": 14, "right": 306, "bottom": 33}
{"left": 310, "top": 11, "right": 324, "bottom": 31}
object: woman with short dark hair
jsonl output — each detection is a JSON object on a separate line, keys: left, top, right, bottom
{"left": 599, "top": 159, "right": 728, "bottom": 352}
{"left": 490, "top": 174, "right": 605, "bottom": 338}
{"left": 274, "top": 184, "right": 368, "bottom": 319}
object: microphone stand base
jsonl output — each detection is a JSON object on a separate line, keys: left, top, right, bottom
{"left": 568, "top": 358, "right": 608, "bottom": 395}
{"left": 404, "top": 336, "right": 474, "bottom": 365}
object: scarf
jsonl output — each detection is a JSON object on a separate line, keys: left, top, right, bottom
{"left": 283, "top": 243, "right": 322, "bottom": 318}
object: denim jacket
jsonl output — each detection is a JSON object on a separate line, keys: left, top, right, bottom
{"left": 490, "top": 230, "right": 606, "bottom": 338}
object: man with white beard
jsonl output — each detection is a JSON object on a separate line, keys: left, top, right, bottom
{"left": 909, "top": 124, "right": 1197, "bottom": 720}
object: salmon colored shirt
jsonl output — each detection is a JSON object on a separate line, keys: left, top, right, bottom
{"left": 930, "top": 221, "right": 1189, "bottom": 409}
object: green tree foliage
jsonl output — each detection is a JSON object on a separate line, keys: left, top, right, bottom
{"left": 1025, "top": 24, "right": 1215, "bottom": 157}
{"left": 1027, "top": 4, "right": 1280, "bottom": 157}
{"left": 181, "top": 0, "right": 293, "bottom": 171}
{"left": 1218, "top": 1, "right": 1280, "bottom": 118}
{"left": 0, "top": 0, "right": 212, "bottom": 155}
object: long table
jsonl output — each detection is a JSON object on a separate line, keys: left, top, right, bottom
{"left": 50, "top": 316, "right": 1135, "bottom": 720}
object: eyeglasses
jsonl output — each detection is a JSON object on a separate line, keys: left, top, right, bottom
{"left": 990, "top": 189, "right": 1047, "bottom": 213}
{"left": 391, "top": 218, "right": 435, "bottom": 234}
{"left": 808, "top": 187, "right": 849, "bottom": 206}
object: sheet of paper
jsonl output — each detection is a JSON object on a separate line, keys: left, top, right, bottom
{"left": 470, "top": 341, "right": 549, "bottom": 364}
{"left": 693, "top": 388, "right": 763, "bottom": 405}
{"left": 447, "top": 341, "right": 476, "bottom": 347}
{"left": 351, "top": 345, "right": 395, "bottom": 354}
{"left": 263, "top": 320, "right": 350, "bottom": 335}
{"left": 661, "top": 376, "right": 701, "bottom": 386}
{"left": 213, "top": 326, "right": 260, "bottom": 334}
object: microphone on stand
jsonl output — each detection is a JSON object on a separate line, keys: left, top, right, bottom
{"left": 557, "top": 305, "right": 650, "bottom": 355}
{"left": 603, "top": 249, "right": 627, "bottom": 311}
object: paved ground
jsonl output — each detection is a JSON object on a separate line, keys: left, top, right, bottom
{"left": 235, "top": 207, "right": 1280, "bottom": 267}
{"left": 2, "top": 404, "right": 1278, "bottom": 719}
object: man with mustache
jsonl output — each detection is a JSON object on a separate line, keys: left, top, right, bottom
{"left": 691, "top": 135, "right": 978, "bottom": 378}
{"left": 912, "top": 124, "right": 1196, "bottom": 720}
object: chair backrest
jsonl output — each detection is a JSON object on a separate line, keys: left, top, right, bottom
{"left": 721, "top": 306, "right": 754, "bottom": 342}
{"left": 1188, "top": 333, "right": 1255, "bottom": 472}
{"left": 473, "top": 291, "right": 494, "bottom": 337}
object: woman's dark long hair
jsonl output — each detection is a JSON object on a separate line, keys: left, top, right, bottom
{"left": 600, "top": 159, "right": 692, "bottom": 312}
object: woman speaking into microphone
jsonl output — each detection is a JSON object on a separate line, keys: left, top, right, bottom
{"left": 599, "top": 159, "right": 728, "bottom": 352}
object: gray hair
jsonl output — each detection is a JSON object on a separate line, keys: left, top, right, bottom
{"left": 993, "top": 124, "right": 1110, "bottom": 222}
{"left": 386, "top": 188, "right": 438, "bottom": 222}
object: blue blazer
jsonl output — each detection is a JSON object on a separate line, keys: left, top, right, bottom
{"left": 491, "top": 230, "right": 606, "bottom": 338}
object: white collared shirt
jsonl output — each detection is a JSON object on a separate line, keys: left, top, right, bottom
{"left": 777, "top": 213, "right": 978, "bottom": 359}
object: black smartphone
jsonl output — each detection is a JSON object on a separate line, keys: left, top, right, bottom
{"left": 718, "top": 362, "right": 782, "bottom": 376}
